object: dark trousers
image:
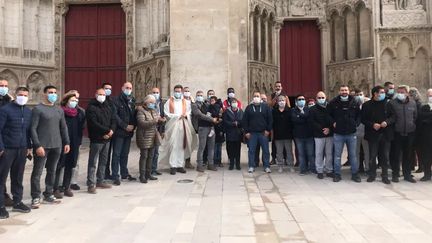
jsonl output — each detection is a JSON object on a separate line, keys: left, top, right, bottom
{"left": 391, "top": 132, "right": 415, "bottom": 179}
{"left": 419, "top": 143, "right": 432, "bottom": 178}
{"left": 368, "top": 135, "right": 390, "bottom": 178}
{"left": 139, "top": 148, "right": 154, "bottom": 179}
{"left": 31, "top": 148, "right": 62, "bottom": 199}
{"left": 0, "top": 148, "right": 27, "bottom": 207}
{"left": 151, "top": 145, "right": 160, "bottom": 173}
{"left": 111, "top": 136, "right": 132, "bottom": 180}
{"left": 226, "top": 141, "right": 241, "bottom": 168}
{"left": 54, "top": 149, "right": 79, "bottom": 191}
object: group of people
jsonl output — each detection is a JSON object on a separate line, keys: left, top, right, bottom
{"left": 0, "top": 77, "right": 432, "bottom": 220}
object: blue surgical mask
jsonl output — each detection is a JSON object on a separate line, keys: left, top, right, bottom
{"left": 0, "top": 87, "right": 8, "bottom": 96}
{"left": 123, "top": 89, "right": 132, "bottom": 96}
{"left": 104, "top": 89, "right": 112, "bottom": 96}
{"left": 340, "top": 95, "right": 349, "bottom": 101}
{"left": 397, "top": 93, "right": 407, "bottom": 101}
{"left": 153, "top": 93, "right": 160, "bottom": 100}
{"left": 296, "top": 100, "right": 306, "bottom": 108}
{"left": 317, "top": 98, "right": 326, "bottom": 105}
{"left": 196, "top": 96, "right": 204, "bottom": 102}
{"left": 68, "top": 101, "right": 78, "bottom": 108}
{"left": 48, "top": 93, "right": 58, "bottom": 104}
{"left": 388, "top": 89, "right": 395, "bottom": 95}
{"left": 147, "top": 103, "right": 156, "bottom": 110}
{"left": 378, "top": 93, "right": 386, "bottom": 101}
{"left": 174, "top": 92, "right": 182, "bottom": 99}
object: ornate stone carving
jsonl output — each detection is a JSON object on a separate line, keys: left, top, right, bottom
{"left": 382, "top": 10, "right": 427, "bottom": 27}
{"left": 248, "top": 61, "right": 278, "bottom": 98}
{"left": 27, "top": 72, "right": 48, "bottom": 103}
{"left": 327, "top": 59, "right": 375, "bottom": 97}
{"left": 0, "top": 69, "right": 19, "bottom": 92}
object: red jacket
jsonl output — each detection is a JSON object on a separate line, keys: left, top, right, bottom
{"left": 223, "top": 99, "right": 242, "bottom": 110}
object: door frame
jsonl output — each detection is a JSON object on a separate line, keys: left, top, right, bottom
{"left": 277, "top": 17, "right": 330, "bottom": 94}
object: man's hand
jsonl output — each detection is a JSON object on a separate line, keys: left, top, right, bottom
{"left": 103, "top": 135, "right": 110, "bottom": 140}
{"left": 380, "top": 121, "right": 388, "bottom": 128}
{"left": 333, "top": 122, "right": 336, "bottom": 128}
{"left": 0, "top": 150, "right": 3, "bottom": 157}
{"left": 64, "top": 145, "right": 71, "bottom": 154}
{"left": 323, "top": 128, "right": 330, "bottom": 135}
{"left": 373, "top": 123, "right": 381, "bottom": 131}
{"left": 159, "top": 117, "right": 166, "bottom": 123}
{"left": 245, "top": 133, "right": 251, "bottom": 140}
{"left": 27, "top": 149, "right": 32, "bottom": 156}
{"left": 36, "top": 147, "right": 45, "bottom": 157}
{"left": 107, "top": 130, "right": 114, "bottom": 137}
{"left": 264, "top": 131, "right": 270, "bottom": 137}
{"left": 213, "top": 118, "right": 218, "bottom": 123}
{"left": 233, "top": 121, "right": 238, "bottom": 127}
{"left": 126, "top": 125, "right": 134, "bottom": 132}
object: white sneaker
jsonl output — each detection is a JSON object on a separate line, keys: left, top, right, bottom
{"left": 278, "top": 166, "right": 283, "bottom": 173}
{"left": 248, "top": 167, "right": 254, "bottom": 173}
{"left": 265, "top": 167, "right": 271, "bottom": 173}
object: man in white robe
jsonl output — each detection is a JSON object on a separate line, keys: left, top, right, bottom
{"left": 158, "top": 85, "right": 197, "bottom": 175}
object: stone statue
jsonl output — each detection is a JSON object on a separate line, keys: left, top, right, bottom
{"left": 396, "top": 0, "right": 407, "bottom": 10}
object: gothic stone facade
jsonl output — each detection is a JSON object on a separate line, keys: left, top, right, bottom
{"left": 0, "top": 0, "right": 431, "bottom": 104}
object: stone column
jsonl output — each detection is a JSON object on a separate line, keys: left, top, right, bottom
{"left": 264, "top": 17, "right": 269, "bottom": 63}
{"left": 249, "top": 13, "right": 254, "bottom": 60}
{"left": 257, "top": 14, "right": 262, "bottom": 62}
{"left": 318, "top": 19, "right": 331, "bottom": 93}
{"left": 275, "top": 20, "right": 283, "bottom": 69}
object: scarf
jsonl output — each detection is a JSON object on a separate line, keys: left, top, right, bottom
{"left": 62, "top": 106, "right": 78, "bottom": 117}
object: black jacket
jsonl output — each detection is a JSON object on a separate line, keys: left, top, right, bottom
{"left": 113, "top": 93, "right": 136, "bottom": 138}
{"left": 308, "top": 104, "right": 333, "bottom": 138}
{"left": 86, "top": 99, "right": 117, "bottom": 143}
{"left": 361, "top": 99, "right": 395, "bottom": 141}
{"left": 0, "top": 94, "right": 12, "bottom": 107}
{"left": 417, "top": 104, "right": 432, "bottom": 146}
{"left": 0, "top": 102, "right": 32, "bottom": 150}
{"left": 242, "top": 103, "right": 273, "bottom": 133}
{"left": 291, "top": 106, "right": 313, "bottom": 139}
{"left": 389, "top": 98, "right": 417, "bottom": 135}
{"left": 223, "top": 108, "right": 244, "bottom": 142}
{"left": 61, "top": 108, "right": 86, "bottom": 168}
{"left": 328, "top": 96, "right": 361, "bottom": 135}
{"left": 272, "top": 107, "right": 293, "bottom": 140}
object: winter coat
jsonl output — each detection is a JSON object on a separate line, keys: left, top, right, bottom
{"left": 136, "top": 106, "right": 159, "bottom": 149}
{"left": 86, "top": 99, "right": 117, "bottom": 143}
{"left": 223, "top": 108, "right": 244, "bottom": 142}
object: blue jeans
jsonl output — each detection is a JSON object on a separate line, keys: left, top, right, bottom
{"left": 151, "top": 145, "right": 159, "bottom": 173}
{"left": 248, "top": 133, "right": 270, "bottom": 169}
{"left": 214, "top": 143, "right": 222, "bottom": 164}
{"left": 111, "top": 136, "right": 132, "bottom": 180}
{"left": 333, "top": 133, "right": 358, "bottom": 175}
{"left": 294, "top": 138, "right": 315, "bottom": 173}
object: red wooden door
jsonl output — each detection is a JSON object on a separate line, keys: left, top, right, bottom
{"left": 280, "top": 21, "right": 322, "bottom": 98}
{"left": 65, "top": 4, "right": 126, "bottom": 108}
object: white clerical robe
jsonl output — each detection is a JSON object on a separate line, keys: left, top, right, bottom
{"left": 158, "top": 97, "right": 197, "bottom": 168}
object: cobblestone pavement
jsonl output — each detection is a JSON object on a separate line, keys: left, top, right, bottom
{"left": 1, "top": 143, "right": 432, "bottom": 243}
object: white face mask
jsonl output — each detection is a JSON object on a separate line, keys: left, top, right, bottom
{"left": 428, "top": 97, "right": 432, "bottom": 104}
{"left": 96, "top": 95, "right": 106, "bottom": 103}
{"left": 183, "top": 92, "right": 191, "bottom": 97}
{"left": 253, "top": 97, "right": 261, "bottom": 104}
{"left": 228, "top": 93, "right": 235, "bottom": 98}
{"left": 278, "top": 101, "right": 286, "bottom": 107}
{"left": 16, "top": 95, "right": 28, "bottom": 106}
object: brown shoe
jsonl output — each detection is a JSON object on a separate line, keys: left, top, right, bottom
{"left": 208, "top": 165, "right": 218, "bottom": 171}
{"left": 64, "top": 189, "right": 74, "bottom": 197}
{"left": 185, "top": 159, "right": 195, "bottom": 169}
{"left": 87, "top": 186, "right": 97, "bottom": 194}
{"left": 196, "top": 166, "right": 205, "bottom": 173}
{"left": 96, "top": 183, "right": 112, "bottom": 189}
{"left": 54, "top": 190, "right": 64, "bottom": 199}
{"left": 4, "top": 193, "right": 14, "bottom": 207}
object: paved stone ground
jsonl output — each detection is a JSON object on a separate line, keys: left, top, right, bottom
{"left": 1, "top": 143, "right": 432, "bottom": 243}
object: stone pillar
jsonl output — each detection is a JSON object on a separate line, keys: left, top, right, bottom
{"left": 249, "top": 13, "right": 254, "bottom": 60}
{"left": 257, "top": 14, "right": 262, "bottom": 62}
{"left": 275, "top": 20, "right": 283, "bottom": 70}
{"left": 319, "top": 19, "right": 331, "bottom": 93}
{"left": 264, "top": 17, "right": 269, "bottom": 63}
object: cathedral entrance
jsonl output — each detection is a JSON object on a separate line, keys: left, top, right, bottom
{"left": 64, "top": 4, "right": 126, "bottom": 107}
{"left": 280, "top": 20, "right": 322, "bottom": 99}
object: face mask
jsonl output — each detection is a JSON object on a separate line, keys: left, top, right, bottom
{"left": 15, "top": 95, "right": 28, "bottom": 106}
{"left": 278, "top": 101, "right": 286, "bottom": 107}
{"left": 147, "top": 103, "right": 156, "bottom": 110}
{"left": 378, "top": 93, "right": 386, "bottom": 101}
{"left": 317, "top": 98, "right": 326, "bottom": 105}
{"left": 428, "top": 97, "right": 432, "bottom": 104}
{"left": 397, "top": 93, "right": 406, "bottom": 101}
{"left": 231, "top": 102, "right": 238, "bottom": 109}
{"left": 253, "top": 97, "right": 261, "bottom": 104}
{"left": 47, "top": 93, "right": 58, "bottom": 104}
{"left": 357, "top": 95, "right": 365, "bottom": 103}
{"left": 153, "top": 93, "right": 160, "bottom": 100}
{"left": 275, "top": 90, "right": 281, "bottom": 95}
{"left": 68, "top": 101, "right": 78, "bottom": 108}
{"left": 296, "top": 100, "right": 306, "bottom": 108}
{"left": 97, "top": 95, "right": 106, "bottom": 103}
{"left": 388, "top": 89, "right": 395, "bottom": 95}
{"left": 0, "top": 87, "right": 9, "bottom": 96}
{"left": 228, "top": 93, "right": 235, "bottom": 98}
{"left": 174, "top": 92, "right": 182, "bottom": 99}
{"left": 196, "top": 96, "right": 204, "bottom": 102}
{"left": 104, "top": 89, "right": 112, "bottom": 96}
{"left": 208, "top": 95, "right": 213, "bottom": 100}
{"left": 340, "top": 95, "right": 349, "bottom": 102}
{"left": 123, "top": 89, "right": 132, "bottom": 96}
{"left": 308, "top": 104, "right": 315, "bottom": 108}
{"left": 183, "top": 92, "right": 191, "bottom": 97}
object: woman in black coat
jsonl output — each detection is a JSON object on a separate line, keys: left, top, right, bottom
{"left": 53, "top": 93, "right": 86, "bottom": 197}
{"left": 222, "top": 98, "right": 244, "bottom": 170}
{"left": 418, "top": 90, "right": 432, "bottom": 181}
